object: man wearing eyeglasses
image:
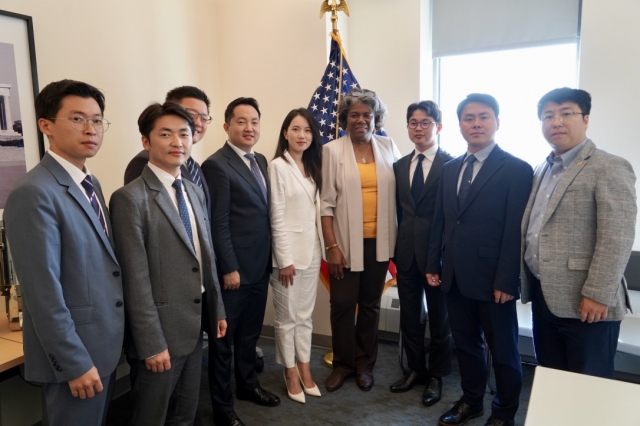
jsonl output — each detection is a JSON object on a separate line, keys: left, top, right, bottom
{"left": 521, "top": 87, "right": 636, "bottom": 379}
{"left": 124, "top": 86, "right": 212, "bottom": 216}
{"left": 391, "top": 101, "right": 453, "bottom": 406}
{"left": 4, "top": 80, "right": 124, "bottom": 425}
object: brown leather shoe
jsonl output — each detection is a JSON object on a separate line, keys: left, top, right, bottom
{"left": 356, "top": 372, "right": 374, "bottom": 391}
{"left": 325, "top": 371, "right": 347, "bottom": 392}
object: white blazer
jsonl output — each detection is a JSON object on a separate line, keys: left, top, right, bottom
{"left": 269, "top": 151, "right": 324, "bottom": 270}
{"left": 321, "top": 134, "right": 401, "bottom": 272}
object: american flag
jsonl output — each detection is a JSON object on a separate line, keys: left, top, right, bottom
{"left": 307, "top": 32, "right": 395, "bottom": 291}
{"left": 307, "top": 32, "right": 361, "bottom": 144}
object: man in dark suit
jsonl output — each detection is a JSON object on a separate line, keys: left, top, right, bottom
{"left": 110, "top": 102, "right": 226, "bottom": 425}
{"left": 426, "top": 94, "right": 532, "bottom": 426}
{"left": 124, "top": 86, "right": 212, "bottom": 215}
{"left": 4, "top": 80, "right": 124, "bottom": 425}
{"left": 201, "top": 97, "right": 279, "bottom": 426}
{"left": 391, "top": 101, "right": 453, "bottom": 406}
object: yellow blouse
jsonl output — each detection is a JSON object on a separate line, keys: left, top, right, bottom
{"left": 358, "top": 163, "right": 378, "bottom": 238}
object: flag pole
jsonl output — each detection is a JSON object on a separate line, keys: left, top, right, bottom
{"left": 318, "top": 0, "right": 350, "bottom": 368}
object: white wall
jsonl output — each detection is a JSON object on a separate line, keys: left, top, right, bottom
{"left": 579, "top": 0, "right": 640, "bottom": 250}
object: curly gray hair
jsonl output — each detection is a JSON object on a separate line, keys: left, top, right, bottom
{"left": 337, "top": 88, "right": 387, "bottom": 130}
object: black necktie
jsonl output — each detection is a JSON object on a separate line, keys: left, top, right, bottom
{"left": 81, "top": 176, "right": 108, "bottom": 236}
{"left": 411, "top": 154, "right": 425, "bottom": 203}
{"left": 172, "top": 179, "right": 195, "bottom": 249}
{"left": 458, "top": 154, "right": 477, "bottom": 208}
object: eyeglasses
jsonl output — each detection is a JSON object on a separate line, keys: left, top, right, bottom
{"left": 50, "top": 116, "right": 110, "bottom": 133}
{"left": 541, "top": 111, "right": 584, "bottom": 124}
{"left": 185, "top": 108, "right": 212, "bottom": 124}
{"left": 408, "top": 120, "right": 436, "bottom": 129}
{"left": 349, "top": 89, "right": 376, "bottom": 98}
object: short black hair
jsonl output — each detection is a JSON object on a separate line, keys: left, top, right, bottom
{"left": 406, "top": 100, "right": 442, "bottom": 124}
{"left": 35, "top": 79, "right": 105, "bottom": 120}
{"left": 537, "top": 87, "right": 591, "bottom": 118}
{"left": 138, "top": 102, "right": 195, "bottom": 140}
{"left": 165, "top": 86, "right": 211, "bottom": 109}
{"left": 456, "top": 93, "right": 499, "bottom": 120}
{"left": 224, "top": 97, "right": 261, "bottom": 124}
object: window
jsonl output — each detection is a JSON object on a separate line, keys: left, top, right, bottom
{"left": 437, "top": 43, "right": 579, "bottom": 165}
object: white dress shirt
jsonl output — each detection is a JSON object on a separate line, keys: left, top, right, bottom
{"left": 226, "top": 140, "right": 267, "bottom": 187}
{"left": 409, "top": 144, "right": 439, "bottom": 185}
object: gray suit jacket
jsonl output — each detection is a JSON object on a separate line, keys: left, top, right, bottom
{"left": 3, "top": 153, "right": 125, "bottom": 383}
{"left": 110, "top": 166, "right": 225, "bottom": 360}
{"left": 520, "top": 139, "right": 637, "bottom": 320}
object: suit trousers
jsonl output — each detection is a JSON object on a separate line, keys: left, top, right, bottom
{"left": 43, "top": 371, "right": 114, "bottom": 426}
{"left": 129, "top": 333, "right": 203, "bottom": 426}
{"left": 446, "top": 279, "right": 522, "bottom": 421}
{"left": 531, "top": 277, "right": 621, "bottom": 378}
{"left": 271, "top": 241, "right": 322, "bottom": 367}
{"left": 209, "top": 268, "right": 270, "bottom": 412}
{"left": 330, "top": 239, "right": 389, "bottom": 375}
{"left": 396, "top": 257, "right": 453, "bottom": 377}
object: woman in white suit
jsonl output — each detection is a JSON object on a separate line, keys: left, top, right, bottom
{"left": 269, "top": 108, "right": 324, "bottom": 404}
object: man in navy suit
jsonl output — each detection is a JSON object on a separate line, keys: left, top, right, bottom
{"left": 391, "top": 101, "right": 453, "bottom": 406}
{"left": 426, "top": 94, "right": 532, "bottom": 426}
{"left": 4, "top": 80, "right": 124, "bottom": 425}
{"left": 201, "top": 97, "right": 279, "bottom": 426}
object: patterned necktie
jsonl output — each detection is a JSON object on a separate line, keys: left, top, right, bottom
{"left": 172, "top": 179, "right": 195, "bottom": 249}
{"left": 244, "top": 153, "right": 267, "bottom": 203}
{"left": 458, "top": 154, "right": 477, "bottom": 208}
{"left": 186, "top": 157, "right": 203, "bottom": 188}
{"left": 411, "top": 153, "right": 425, "bottom": 203}
{"left": 81, "top": 176, "right": 108, "bottom": 236}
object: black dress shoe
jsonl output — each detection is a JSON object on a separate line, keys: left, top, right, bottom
{"left": 213, "top": 411, "right": 246, "bottom": 426}
{"left": 326, "top": 371, "right": 348, "bottom": 392}
{"left": 390, "top": 370, "right": 427, "bottom": 393}
{"left": 422, "top": 377, "right": 443, "bottom": 406}
{"left": 236, "top": 387, "right": 281, "bottom": 407}
{"left": 484, "top": 417, "right": 514, "bottom": 426}
{"left": 356, "top": 372, "right": 374, "bottom": 391}
{"left": 438, "top": 401, "right": 484, "bottom": 425}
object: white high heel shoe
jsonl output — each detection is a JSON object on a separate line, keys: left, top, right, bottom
{"left": 285, "top": 370, "right": 305, "bottom": 403}
{"left": 297, "top": 365, "right": 321, "bottom": 397}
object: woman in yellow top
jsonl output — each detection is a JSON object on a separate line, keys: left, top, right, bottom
{"left": 321, "top": 88, "right": 401, "bottom": 392}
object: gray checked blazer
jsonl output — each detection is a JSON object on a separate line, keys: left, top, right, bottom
{"left": 110, "top": 166, "right": 225, "bottom": 360}
{"left": 520, "top": 139, "right": 637, "bottom": 321}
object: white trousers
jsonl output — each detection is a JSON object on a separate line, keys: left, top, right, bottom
{"left": 270, "top": 241, "right": 322, "bottom": 368}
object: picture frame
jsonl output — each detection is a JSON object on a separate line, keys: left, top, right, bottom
{"left": 0, "top": 9, "right": 43, "bottom": 213}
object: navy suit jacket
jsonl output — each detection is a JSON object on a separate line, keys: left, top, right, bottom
{"left": 201, "top": 142, "right": 272, "bottom": 284}
{"left": 394, "top": 148, "right": 453, "bottom": 275}
{"left": 124, "top": 149, "right": 211, "bottom": 218}
{"left": 426, "top": 145, "right": 533, "bottom": 302}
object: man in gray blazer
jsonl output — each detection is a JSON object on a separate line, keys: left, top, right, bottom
{"left": 110, "top": 102, "right": 226, "bottom": 425}
{"left": 521, "top": 87, "right": 637, "bottom": 378}
{"left": 4, "top": 80, "right": 124, "bottom": 425}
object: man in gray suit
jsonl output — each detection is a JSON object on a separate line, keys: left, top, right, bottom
{"left": 521, "top": 87, "right": 637, "bottom": 378}
{"left": 110, "top": 102, "right": 226, "bottom": 425}
{"left": 4, "top": 80, "right": 124, "bottom": 425}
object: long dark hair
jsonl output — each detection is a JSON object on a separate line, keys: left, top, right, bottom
{"left": 273, "top": 108, "right": 323, "bottom": 194}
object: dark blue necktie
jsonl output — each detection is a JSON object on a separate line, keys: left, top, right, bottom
{"left": 81, "top": 175, "right": 108, "bottom": 236}
{"left": 411, "top": 153, "right": 425, "bottom": 203}
{"left": 458, "top": 154, "right": 477, "bottom": 208}
{"left": 172, "top": 179, "right": 194, "bottom": 249}
{"left": 244, "top": 153, "right": 267, "bottom": 203}
{"left": 186, "top": 157, "right": 202, "bottom": 188}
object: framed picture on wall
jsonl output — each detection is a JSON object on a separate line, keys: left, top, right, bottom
{"left": 0, "top": 9, "right": 43, "bottom": 214}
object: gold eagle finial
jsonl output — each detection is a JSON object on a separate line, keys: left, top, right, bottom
{"left": 319, "top": 0, "right": 350, "bottom": 33}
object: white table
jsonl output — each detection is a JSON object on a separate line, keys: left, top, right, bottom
{"left": 525, "top": 366, "right": 640, "bottom": 425}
